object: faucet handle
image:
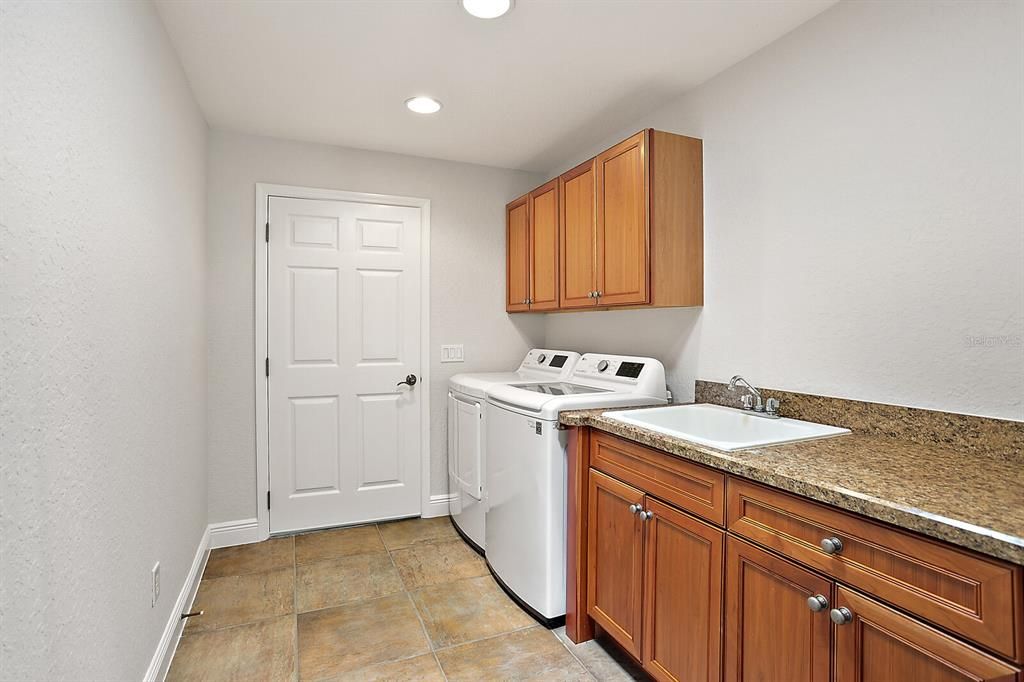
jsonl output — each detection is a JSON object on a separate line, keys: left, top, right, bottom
{"left": 765, "top": 397, "right": 780, "bottom": 415}
{"left": 740, "top": 394, "right": 754, "bottom": 410}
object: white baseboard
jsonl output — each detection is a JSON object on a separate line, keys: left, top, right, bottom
{"left": 423, "top": 493, "right": 454, "bottom": 519}
{"left": 208, "top": 517, "right": 260, "bottom": 549}
{"left": 144, "top": 525, "right": 210, "bottom": 682}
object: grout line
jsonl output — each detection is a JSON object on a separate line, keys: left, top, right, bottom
{"left": 183, "top": 612, "right": 294, "bottom": 636}
{"left": 551, "top": 629, "right": 596, "bottom": 678}
{"left": 291, "top": 532, "right": 299, "bottom": 682}
{"left": 387, "top": 530, "right": 449, "bottom": 679}
{"left": 200, "top": 562, "right": 294, "bottom": 581}
{"left": 431, "top": 621, "right": 540, "bottom": 654}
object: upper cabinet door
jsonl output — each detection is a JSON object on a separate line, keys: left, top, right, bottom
{"left": 834, "top": 587, "right": 1020, "bottom": 682}
{"left": 528, "top": 180, "right": 559, "bottom": 311}
{"left": 596, "top": 130, "right": 650, "bottom": 306}
{"left": 506, "top": 195, "right": 530, "bottom": 312}
{"left": 559, "top": 160, "right": 598, "bottom": 309}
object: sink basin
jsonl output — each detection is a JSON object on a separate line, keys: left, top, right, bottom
{"left": 602, "top": 403, "right": 850, "bottom": 452}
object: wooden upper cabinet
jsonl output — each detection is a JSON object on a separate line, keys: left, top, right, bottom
{"left": 725, "top": 537, "right": 832, "bottom": 682}
{"left": 596, "top": 131, "right": 649, "bottom": 306}
{"left": 643, "top": 497, "right": 723, "bottom": 682}
{"left": 587, "top": 469, "right": 645, "bottom": 660}
{"left": 507, "top": 129, "right": 703, "bottom": 313}
{"left": 834, "top": 587, "right": 1020, "bottom": 682}
{"left": 505, "top": 194, "right": 529, "bottom": 312}
{"left": 559, "top": 160, "right": 598, "bottom": 309}
{"left": 528, "top": 180, "right": 559, "bottom": 311}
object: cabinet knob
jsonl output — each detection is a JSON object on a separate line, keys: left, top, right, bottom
{"left": 587, "top": 291, "right": 595, "bottom": 298}
{"left": 820, "top": 537, "right": 844, "bottom": 555}
{"left": 806, "top": 594, "right": 829, "bottom": 612}
{"left": 830, "top": 607, "right": 853, "bottom": 625}
{"left": 596, "top": 290, "right": 603, "bottom": 297}
{"left": 639, "top": 510, "right": 653, "bottom": 521}
{"left": 628, "top": 503, "right": 641, "bottom": 515}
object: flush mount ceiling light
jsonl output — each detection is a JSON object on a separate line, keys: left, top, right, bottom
{"left": 460, "top": 0, "right": 513, "bottom": 19}
{"left": 405, "top": 96, "right": 442, "bottom": 114}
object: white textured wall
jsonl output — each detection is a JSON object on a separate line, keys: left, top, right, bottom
{"left": 206, "top": 130, "right": 544, "bottom": 523}
{"left": 546, "top": 0, "right": 1024, "bottom": 420}
{"left": 0, "top": 2, "right": 208, "bottom": 680}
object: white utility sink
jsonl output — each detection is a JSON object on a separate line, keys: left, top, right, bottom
{"left": 602, "top": 403, "right": 850, "bottom": 452}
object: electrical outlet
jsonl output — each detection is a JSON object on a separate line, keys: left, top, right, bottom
{"left": 152, "top": 562, "right": 160, "bottom": 607}
{"left": 440, "top": 344, "right": 464, "bottom": 363}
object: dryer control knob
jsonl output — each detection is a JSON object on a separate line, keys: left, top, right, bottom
{"left": 537, "top": 353, "right": 547, "bottom": 364}
{"left": 597, "top": 360, "right": 610, "bottom": 372}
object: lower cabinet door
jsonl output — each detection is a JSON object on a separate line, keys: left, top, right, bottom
{"left": 724, "top": 537, "right": 832, "bottom": 682}
{"left": 587, "top": 469, "right": 645, "bottom": 659}
{"left": 834, "top": 586, "right": 1020, "bottom": 682}
{"left": 642, "top": 497, "right": 724, "bottom": 682}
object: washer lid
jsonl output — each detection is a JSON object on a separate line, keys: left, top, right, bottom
{"left": 511, "top": 382, "right": 609, "bottom": 396}
{"left": 449, "top": 371, "right": 531, "bottom": 399}
{"left": 448, "top": 349, "right": 583, "bottom": 398}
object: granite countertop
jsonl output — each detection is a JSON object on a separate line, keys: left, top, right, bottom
{"left": 561, "top": 406, "right": 1024, "bottom": 565}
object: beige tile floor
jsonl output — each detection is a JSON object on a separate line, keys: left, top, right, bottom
{"left": 167, "top": 516, "right": 646, "bottom": 681}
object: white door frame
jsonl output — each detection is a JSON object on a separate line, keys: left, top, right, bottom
{"left": 254, "top": 183, "right": 431, "bottom": 541}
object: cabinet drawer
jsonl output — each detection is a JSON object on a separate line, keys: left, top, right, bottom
{"left": 591, "top": 431, "right": 725, "bottom": 525}
{"left": 727, "top": 478, "right": 1023, "bottom": 662}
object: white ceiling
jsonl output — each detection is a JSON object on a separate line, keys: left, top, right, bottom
{"left": 156, "top": 0, "right": 835, "bottom": 172}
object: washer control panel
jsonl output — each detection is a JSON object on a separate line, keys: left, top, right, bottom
{"left": 519, "top": 349, "right": 581, "bottom": 375}
{"left": 573, "top": 355, "right": 647, "bottom": 382}
{"left": 568, "top": 354, "right": 666, "bottom": 397}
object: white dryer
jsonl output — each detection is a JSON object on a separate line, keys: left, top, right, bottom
{"left": 484, "top": 354, "right": 667, "bottom": 624}
{"left": 447, "top": 349, "right": 581, "bottom": 552}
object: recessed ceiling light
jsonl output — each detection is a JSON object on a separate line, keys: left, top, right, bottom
{"left": 461, "top": 0, "right": 513, "bottom": 19}
{"left": 405, "top": 96, "right": 442, "bottom": 114}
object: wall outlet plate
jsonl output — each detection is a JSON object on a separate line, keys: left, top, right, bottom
{"left": 152, "top": 562, "right": 160, "bottom": 607}
{"left": 440, "top": 344, "right": 464, "bottom": 363}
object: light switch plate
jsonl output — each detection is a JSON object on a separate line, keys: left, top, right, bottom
{"left": 440, "top": 344, "right": 464, "bottom": 363}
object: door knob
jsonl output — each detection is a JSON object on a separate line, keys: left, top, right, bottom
{"left": 830, "top": 607, "right": 854, "bottom": 625}
{"left": 397, "top": 374, "right": 417, "bottom": 388}
{"left": 807, "top": 594, "right": 829, "bottom": 612}
{"left": 820, "top": 537, "right": 844, "bottom": 555}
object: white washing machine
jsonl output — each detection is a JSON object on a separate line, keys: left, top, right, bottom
{"left": 484, "top": 354, "right": 667, "bottom": 624}
{"left": 447, "top": 349, "right": 581, "bottom": 552}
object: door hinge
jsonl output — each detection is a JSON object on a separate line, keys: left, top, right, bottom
{"left": 265, "top": 221, "right": 269, "bottom": 243}
{"left": 266, "top": 490, "right": 271, "bottom": 510}
{"left": 265, "top": 357, "right": 270, "bottom": 377}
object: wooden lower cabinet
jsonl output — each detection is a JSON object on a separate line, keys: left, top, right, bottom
{"left": 587, "top": 468, "right": 725, "bottom": 680}
{"left": 575, "top": 433, "right": 1022, "bottom": 682}
{"left": 724, "top": 537, "right": 833, "bottom": 682}
{"left": 587, "top": 469, "right": 645, "bottom": 658}
{"left": 643, "top": 497, "right": 724, "bottom": 682}
{"left": 834, "top": 587, "right": 1020, "bottom": 682}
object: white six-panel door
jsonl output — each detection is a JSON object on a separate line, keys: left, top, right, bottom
{"left": 267, "top": 196, "right": 422, "bottom": 533}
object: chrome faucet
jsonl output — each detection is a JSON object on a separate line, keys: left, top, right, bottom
{"left": 728, "top": 375, "right": 780, "bottom": 418}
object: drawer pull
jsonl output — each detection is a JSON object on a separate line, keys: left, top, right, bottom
{"left": 820, "top": 536, "right": 844, "bottom": 555}
{"left": 830, "top": 607, "right": 853, "bottom": 625}
{"left": 807, "top": 594, "right": 829, "bottom": 612}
